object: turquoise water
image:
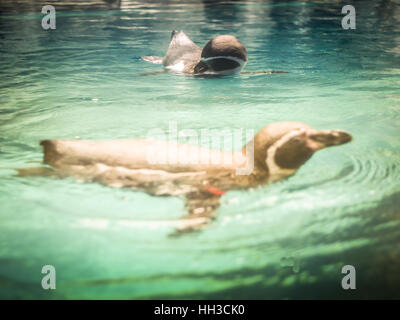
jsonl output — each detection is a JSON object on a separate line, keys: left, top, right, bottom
{"left": 0, "top": 0, "right": 400, "bottom": 299}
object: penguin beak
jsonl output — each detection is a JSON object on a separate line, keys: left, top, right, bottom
{"left": 308, "top": 130, "right": 352, "bottom": 149}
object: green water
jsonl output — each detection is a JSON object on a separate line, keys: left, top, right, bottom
{"left": 0, "top": 0, "right": 400, "bottom": 299}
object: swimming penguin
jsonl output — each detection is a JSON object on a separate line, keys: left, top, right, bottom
{"left": 142, "top": 30, "right": 247, "bottom": 75}
{"left": 17, "top": 122, "right": 352, "bottom": 234}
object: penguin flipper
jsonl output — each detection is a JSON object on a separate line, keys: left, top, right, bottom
{"left": 169, "top": 192, "right": 221, "bottom": 237}
{"left": 141, "top": 56, "right": 164, "bottom": 64}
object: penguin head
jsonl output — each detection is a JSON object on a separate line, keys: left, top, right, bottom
{"left": 194, "top": 35, "right": 247, "bottom": 75}
{"left": 245, "top": 122, "right": 352, "bottom": 175}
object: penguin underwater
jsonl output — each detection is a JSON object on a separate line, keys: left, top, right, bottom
{"left": 142, "top": 30, "right": 249, "bottom": 75}
{"left": 17, "top": 122, "right": 352, "bottom": 235}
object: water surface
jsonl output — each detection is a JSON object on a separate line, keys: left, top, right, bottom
{"left": 0, "top": 0, "right": 400, "bottom": 299}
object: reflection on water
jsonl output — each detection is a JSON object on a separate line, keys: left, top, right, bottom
{"left": 0, "top": 0, "right": 400, "bottom": 299}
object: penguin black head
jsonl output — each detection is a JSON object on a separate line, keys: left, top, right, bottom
{"left": 194, "top": 35, "right": 247, "bottom": 75}
{"left": 245, "top": 122, "right": 352, "bottom": 177}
